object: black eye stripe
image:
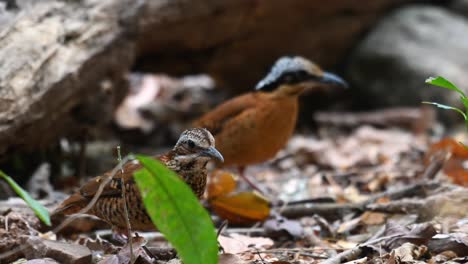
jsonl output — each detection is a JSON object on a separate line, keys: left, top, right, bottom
{"left": 187, "top": 140, "right": 195, "bottom": 148}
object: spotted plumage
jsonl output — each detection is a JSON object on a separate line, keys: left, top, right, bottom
{"left": 53, "top": 128, "right": 223, "bottom": 231}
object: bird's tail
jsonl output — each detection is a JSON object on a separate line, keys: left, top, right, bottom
{"left": 52, "top": 193, "right": 88, "bottom": 216}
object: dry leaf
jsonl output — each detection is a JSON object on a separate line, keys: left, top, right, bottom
{"left": 427, "top": 138, "right": 468, "bottom": 186}
{"left": 428, "top": 233, "right": 468, "bottom": 256}
{"left": 219, "top": 253, "right": 246, "bottom": 264}
{"left": 384, "top": 222, "right": 437, "bottom": 250}
{"left": 98, "top": 237, "right": 149, "bottom": 264}
{"left": 218, "top": 234, "right": 274, "bottom": 254}
{"left": 263, "top": 213, "right": 304, "bottom": 238}
{"left": 428, "top": 138, "right": 468, "bottom": 159}
{"left": 207, "top": 170, "right": 237, "bottom": 199}
{"left": 337, "top": 217, "right": 361, "bottom": 234}
{"left": 335, "top": 240, "right": 358, "bottom": 249}
{"left": 391, "top": 243, "right": 427, "bottom": 262}
{"left": 360, "top": 211, "right": 386, "bottom": 226}
{"left": 211, "top": 192, "right": 270, "bottom": 225}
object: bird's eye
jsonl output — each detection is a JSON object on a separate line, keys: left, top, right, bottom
{"left": 296, "top": 70, "right": 308, "bottom": 78}
{"left": 282, "top": 73, "right": 295, "bottom": 83}
{"left": 187, "top": 140, "right": 195, "bottom": 148}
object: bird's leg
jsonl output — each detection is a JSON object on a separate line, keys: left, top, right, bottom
{"left": 111, "top": 226, "right": 129, "bottom": 245}
{"left": 238, "top": 166, "right": 266, "bottom": 194}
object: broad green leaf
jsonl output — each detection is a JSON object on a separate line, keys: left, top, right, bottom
{"left": 0, "top": 170, "right": 51, "bottom": 226}
{"left": 422, "top": 102, "right": 467, "bottom": 120}
{"left": 133, "top": 155, "right": 217, "bottom": 264}
{"left": 425, "top": 76, "right": 466, "bottom": 98}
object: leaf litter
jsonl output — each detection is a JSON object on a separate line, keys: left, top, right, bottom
{"left": 1, "top": 95, "right": 468, "bottom": 263}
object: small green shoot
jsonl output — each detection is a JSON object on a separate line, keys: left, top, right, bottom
{"left": 424, "top": 76, "right": 468, "bottom": 131}
{"left": 134, "top": 155, "right": 218, "bottom": 264}
{"left": 0, "top": 170, "right": 51, "bottom": 226}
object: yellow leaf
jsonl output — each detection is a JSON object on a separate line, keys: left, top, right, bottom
{"left": 211, "top": 192, "right": 270, "bottom": 225}
{"left": 207, "top": 170, "right": 237, "bottom": 199}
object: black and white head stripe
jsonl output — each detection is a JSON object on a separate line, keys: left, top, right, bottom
{"left": 176, "top": 128, "right": 215, "bottom": 149}
{"left": 255, "top": 56, "right": 318, "bottom": 91}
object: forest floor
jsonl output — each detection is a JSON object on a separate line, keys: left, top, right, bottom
{"left": 1, "top": 104, "right": 467, "bottom": 263}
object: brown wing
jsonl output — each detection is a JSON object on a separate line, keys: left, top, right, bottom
{"left": 79, "top": 152, "right": 174, "bottom": 198}
{"left": 79, "top": 161, "right": 141, "bottom": 198}
{"left": 194, "top": 92, "right": 259, "bottom": 136}
{"left": 53, "top": 154, "right": 169, "bottom": 215}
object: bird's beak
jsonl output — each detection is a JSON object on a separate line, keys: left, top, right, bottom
{"left": 319, "top": 72, "right": 349, "bottom": 88}
{"left": 200, "top": 147, "right": 224, "bottom": 163}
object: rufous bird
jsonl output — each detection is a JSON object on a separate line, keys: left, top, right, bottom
{"left": 194, "top": 56, "right": 347, "bottom": 190}
{"left": 53, "top": 128, "right": 223, "bottom": 232}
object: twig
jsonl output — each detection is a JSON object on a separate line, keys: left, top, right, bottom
{"left": 364, "top": 180, "right": 441, "bottom": 206}
{"left": 118, "top": 146, "right": 134, "bottom": 264}
{"left": 217, "top": 220, "right": 229, "bottom": 239}
{"left": 280, "top": 202, "right": 363, "bottom": 219}
{"left": 255, "top": 248, "right": 330, "bottom": 259}
{"left": 279, "top": 180, "right": 444, "bottom": 219}
{"left": 320, "top": 247, "right": 364, "bottom": 264}
{"left": 366, "top": 187, "right": 467, "bottom": 220}
{"left": 321, "top": 233, "right": 402, "bottom": 264}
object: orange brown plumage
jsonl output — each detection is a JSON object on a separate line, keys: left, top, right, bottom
{"left": 195, "top": 56, "right": 347, "bottom": 169}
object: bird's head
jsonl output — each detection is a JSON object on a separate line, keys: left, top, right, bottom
{"left": 172, "top": 128, "right": 224, "bottom": 165}
{"left": 255, "top": 56, "right": 348, "bottom": 96}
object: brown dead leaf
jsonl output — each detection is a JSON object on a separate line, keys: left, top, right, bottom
{"left": 211, "top": 192, "right": 270, "bottom": 225}
{"left": 426, "top": 138, "right": 468, "bottom": 186}
{"left": 429, "top": 250, "right": 458, "bottom": 263}
{"left": 218, "top": 234, "right": 274, "bottom": 254}
{"left": 98, "top": 236, "right": 150, "bottom": 264}
{"left": 219, "top": 253, "right": 246, "bottom": 264}
{"left": 443, "top": 158, "right": 468, "bottom": 186}
{"left": 428, "top": 138, "right": 468, "bottom": 159}
{"left": 360, "top": 211, "right": 386, "bottom": 226}
{"left": 391, "top": 243, "right": 427, "bottom": 262}
{"left": 335, "top": 240, "right": 358, "bottom": 249}
{"left": 428, "top": 233, "right": 468, "bottom": 256}
{"left": 207, "top": 170, "right": 237, "bottom": 199}
{"left": 384, "top": 222, "right": 437, "bottom": 250}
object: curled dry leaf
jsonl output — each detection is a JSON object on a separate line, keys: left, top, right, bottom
{"left": 428, "top": 138, "right": 468, "bottom": 159}
{"left": 207, "top": 170, "right": 237, "bottom": 199}
{"left": 391, "top": 243, "right": 427, "bottom": 262}
{"left": 384, "top": 222, "right": 437, "bottom": 250}
{"left": 98, "top": 236, "right": 150, "bottom": 264}
{"left": 211, "top": 192, "right": 270, "bottom": 225}
{"left": 428, "top": 233, "right": 468, "bottom": 256}
{"left": 426, "top": 138, "right": 468, "bottom": 186}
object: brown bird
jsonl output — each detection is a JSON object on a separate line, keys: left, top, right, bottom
{"left": 194, "top": 56, "right": 347, "bottom": 189}
{"left": 53, "top": 128, "right": 223, "bottom": 231}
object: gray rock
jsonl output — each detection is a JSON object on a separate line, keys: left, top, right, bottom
{"left": 347, "top": 5, "right": 468, "bottom": 123}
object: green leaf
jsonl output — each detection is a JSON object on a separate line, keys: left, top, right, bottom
{"left": 133, "top": 155, "right": 218, "bottom": 264}
{"left": 425, "top": 76, "right": 466, "bottom": 98}
{"left": 0, "top": 170, "right": 51, "bottom": 226}
{"left": 422, "top": 101, "right": 467, "bottom": 120}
